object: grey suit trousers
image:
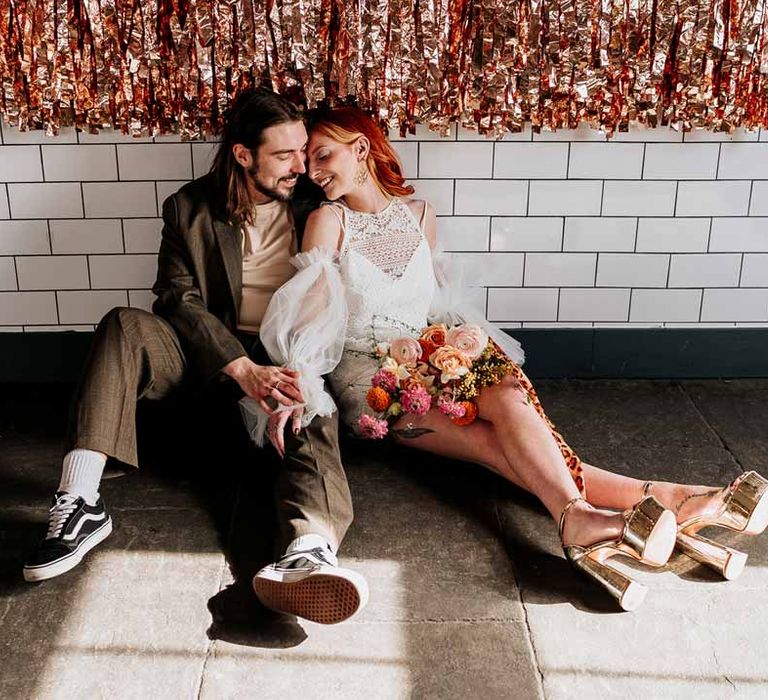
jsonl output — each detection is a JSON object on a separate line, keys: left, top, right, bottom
{"left": 66, "top": 306, "right": 353, "bottom": 551}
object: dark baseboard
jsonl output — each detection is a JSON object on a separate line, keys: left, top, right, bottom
{"left": 1, "top": 329, "right": 767, "bottom": 382}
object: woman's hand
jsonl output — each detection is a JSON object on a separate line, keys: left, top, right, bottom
{"left": 265, "top": 405, "right": 305, "bottom": 458}
{"left": 221, "top": 356, "right": 304, "bottom": 414}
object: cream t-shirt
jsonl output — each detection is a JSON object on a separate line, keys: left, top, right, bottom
{"left": 237, "top": 200, "right": 297, "bottom": 333}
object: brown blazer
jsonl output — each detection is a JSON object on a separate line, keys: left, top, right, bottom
{"left": 152, "top": 172, "right": 320, "bottom": 381}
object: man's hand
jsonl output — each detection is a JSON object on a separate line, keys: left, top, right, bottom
{"left": 221, "top": 356, "right": 304, "bottom": 414}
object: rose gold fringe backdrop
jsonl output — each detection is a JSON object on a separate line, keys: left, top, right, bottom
{"left": 1, "top": 0, "right": 767, "bottom": 138}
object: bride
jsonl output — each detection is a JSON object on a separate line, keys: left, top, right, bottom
{"left": 249, "top": 106, "right": 768, "bottom": 611}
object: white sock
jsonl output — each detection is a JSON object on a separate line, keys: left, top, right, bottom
{"left": 286, "top": 534, "right": 337, "bottom": 564}
{"left": 58, "top": 449, "right": 107, "bottom": 505}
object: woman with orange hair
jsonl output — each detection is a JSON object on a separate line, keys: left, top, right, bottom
{"left": 256, "top": 106, "right": 768, "bottom": 611}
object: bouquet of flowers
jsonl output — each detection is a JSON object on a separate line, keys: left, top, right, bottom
{"left": 357, "top": 322, "right": 517, "bottom": 439}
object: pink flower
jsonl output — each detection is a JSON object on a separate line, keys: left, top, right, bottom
{"left": 446, "top": 324, "right": 489, "bottom": 360}
{"left": 400, "top": 385, "right": 432, "bottom": 415}
{"left": 389, "top": 336, "right": 422, "bottom": 366}
{"left": 372, "top": 369, "right": 398, "bottom": 392}
{"left": 358, "top": 414, "right": 389, "bottom": 439}
{"left": 437, "top": 395, "right": 467, "bottom": 418}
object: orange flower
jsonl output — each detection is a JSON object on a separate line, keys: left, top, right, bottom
{"left": 366, "top": 386, "right": 392, "bottom": 412}
{"left": 430, "top": 346, "right": 472, "bottom": 382}
{"left": 451, "top": 401, "right": 478, "bottom": 426}
{"left": 420, "top": 324, "right": 447, "bottom": 346}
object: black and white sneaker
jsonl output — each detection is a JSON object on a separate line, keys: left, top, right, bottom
{"left": 23, "top": 491, "right": 113, "bottom": 582}
{"left": 253, "top": 547, "right": 369, "bottom": 625}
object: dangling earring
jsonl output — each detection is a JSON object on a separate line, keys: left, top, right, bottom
{"left": 354, "top": 162, "right": 369, "bottom": 187}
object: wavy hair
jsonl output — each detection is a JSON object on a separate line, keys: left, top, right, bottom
{"left": 308, "top": 107, "right": 414, "bottom": 198}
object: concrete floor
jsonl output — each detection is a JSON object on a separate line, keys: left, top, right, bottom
{"left": 1, "top": 379, "right": 767, "bottom": 699}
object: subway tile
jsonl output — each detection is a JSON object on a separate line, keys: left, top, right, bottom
{"left": 83, "top": 182, "right": 156, "bottom": 218}
{"left": 630, "top": 289, "right": 703, "bottom": 322}
{"left": 420, "top": 142, "right": 493, "bottom": 178}
{"left": 528, "top": 181, "right": 602, "bottom": 216}
{"left": 740, "top": 254, "right": 768, "bottom": 287}
{"left": 563, "top": 218, "right": 636, "bottom": 251}
{"left": 123, "top": 218, "right": 163, "bottom": 253}
{"left": 596, "top": 253, "right": 669, "bottom": 287}
{"left": 718, "top": 143, "right": 768, "bottom": 179}
{"left": 636, "top": 218, "right": 710, "bottom": 252}
{"left": 491, "top": 217, "right": 563, "bottom": 251}
{"left": 533, "top": 124, "right": 607, "bottom": 142}
{"left": 42, "top": 145, "right": 117, "bottom": 181}
{"left": 522, "top": 321, "right": 593, "bottom": 328}
{"left": 436, "top": 217, "right": 489, "bottom": 251}
{"left": 462, "top": 286, "right": 488, "bottom": 311}
{"left": 487, "top": 288, "right": 559, "bottom": 322}
{"left": 390, "top": 124, "right": 456, "bottom": 141}
{"left": 684, "top": 128, "right": 759, "bottom": 142}
{"left": 78, "top": 128, "right": 153, "bottom": 143}
{"left": 448, "top": 252, "right": 524, "bottom": 286}
{"left": 0, "top": 220, "right": 50, "bottom": 255}
{"left": 676, "top": 181, "right": 751, "bottom": 216}
{"left": 16, "top": 256, "right": 89, "bottom": 290}
{"left": 494, "top": 143, "right": 567, "bottom": 178}
{"left": 50, "top": 219, "right": 123, "bottom": 254}
{"left": 559, "top": 288, "right": 631, "bottom": 321}
{"left": 454, "top": 180, "right": 528, "bottom": 215}
{"left": 57, "top": 290, "right": 128, "bottom": 324}
{"left": 594, "top": 322, "right": 664, "bottom": 328}
{"left": 568, "top": 143, "right": 643, "bottom": 179}
{"left": 701, "top": 289, "right": 768, "bottom": 321}
{"left": 156, "top": 181, "right": 188, "bottom": 212}
{"left": 128, "top": 289, "right": 155, "bottom": 312}
{"left": 762, "top": 129, "right": 768, "bottom": 142}
{"left": 391, "top": 141, "right": 418, "bottom": 179}
{"left": 0, "top": 258, "right": 16, "bottom": 290}
{"left": 0, "top": 291, "right": 58, "bottom": 324}
{"left": 751, "top": 182, "right": 768, "bottom": 215}
{"left": 117, "top": 144, "right": 192, "bottom": 180}
{"left": 709, "top": 219, "right": 768, "bottom": 252}
{"left": 611, "top": 127, "right": 683, "bottom": 143}
{"left": 602, "top": 181, "right": 676, "bottom": 216}
{"left": 89, "top": 254, "right": 157, "bottom": 289}
{"left": 8, "top": 183, "right": 83, "bottom": 218}
{"left": 643, "top": 144, "right": 719, "bottom": 179}
{"left": 191, "top": 142, "right": 219, "bottom": 178}
{"left": 0, "top": 146, "right": 43, "bottom": 181}
{"left": 1, "top": 126, "right": 77, "bottom": 144}
{"left": 524, "top": 253, "right": 597, "bottom": 286}
{"left": 668, "top": 253, "right": 742, "bottom": 287}
{"left": 410, "top": 180, "right": 454, "bottom": 215}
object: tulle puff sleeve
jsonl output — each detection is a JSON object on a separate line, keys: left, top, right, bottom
{"left": 239, "top": 247, "right": 347, "bottom": 446}
{"left": 428, "top": 244, "right": 525, "bottom": 366}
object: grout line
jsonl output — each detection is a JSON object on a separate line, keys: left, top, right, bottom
{"left": 46, "top": 219, "right": 52, "bottom": 254}
{"left": 79, "top": 182, "right": 86, "bottom": 218}
{"left": 747, "top": 180, "right": 754, "bottom": 216}
{"left": 738, "top": 252, "right": 745, "bottom": 287}
{"left": 120, "top": 219, "right": 127, "bottom": 253}
{"left": 697, "top": 287, "right": 705, "bottom": 322}
{"left": 416, "top": 142, "right": 420, "bottom": 179}
{"left": 490, "top": 141, "right": 496, "bottom": 178}
{"left": 715, "top": 143, "right": 722, "bottom": 178}
{"left": 115, "top": 144, "right": 121, "bottom": 180}
{"left": 599, "top": 179, "right": 604, "bottom": 215}
{"left": 566, "top": 142, "right": 571, "bottom": 178}
{"left": 665, "top": 253, "right": 672, "bottom": 287}
{"left": 706, "top": 217, "right": 713, "bottom": 252}
{"left": 54, "top": 290, "right": 61, "bottom": 324}
{"left": 38, "top": 145, "right": 45, "bottom": 181}
{"left": 4, "top": 184, "right": 10, "bottom": 217}
{"left": 555, "top": 287, "right": 561, "bottom": 321}
{"left": 85, "top": 254, "right": 92, "bottom": 289}
{"left": 11, "top": 255, "right": 19, "bottom": 290}
{"left": 640, "top": 143, "right": 647, "bottom": 178}
{"left": 673, "top": 180, "right": 679, "bottom": 216}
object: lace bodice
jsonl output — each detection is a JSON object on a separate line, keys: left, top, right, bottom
{"left": 325, "top": 198, "right": 436, "bottom": 352}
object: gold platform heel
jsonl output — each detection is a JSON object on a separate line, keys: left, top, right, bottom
{"left": 559, "top": 495, "right": 677, "bottom": 612}
{"left": 645, "top": 472, "right": 768, "bottom": 581}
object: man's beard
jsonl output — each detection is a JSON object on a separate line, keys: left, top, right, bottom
{"left": 246, "top": 166, "right": 297, "bottom": 202}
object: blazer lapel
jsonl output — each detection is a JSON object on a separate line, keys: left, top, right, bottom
{"left": 213, "top": 219, "right": 242, "bottom": 316}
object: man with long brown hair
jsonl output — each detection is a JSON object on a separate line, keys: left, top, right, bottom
{"left": 22, "top": 87, "right": 368, "bottom": 626}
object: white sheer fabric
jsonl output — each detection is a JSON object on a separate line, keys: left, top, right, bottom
{"left": 240, "top": 197, "right": 525, "bottom": 443}
{"left": 239, "top": 247, "right": 347, "bottom": 446}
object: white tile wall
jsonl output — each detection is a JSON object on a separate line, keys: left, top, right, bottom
{"left": 563, "top": 218, "right": 636, "bottom": 251}
{"left": 0, "top": 221, "right": 50, "bottom": 255}
{"left": 568, "top": 144, "right": 643, "bottom": 179}
{"left": 2, "top": 127, "right": 767, "bottom": 329}
{"left": 50, "top": 219, "right": 123, "bottom": 254}
{"left": 668, "top": 254, "right": 742, "bottom": 287}
{"left": 491, "top": 218, "right": 562, "bottom": 251}
{"left": 419, "top": 142, "right": 493, "bottom": 178}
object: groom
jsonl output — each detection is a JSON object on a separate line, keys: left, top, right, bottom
{"left": 22, "top": 87, "right": 368, "bottom": 625}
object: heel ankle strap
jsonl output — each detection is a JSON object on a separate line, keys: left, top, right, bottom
{"left": 558, "top": 496, "right": 585, "bottom": 540}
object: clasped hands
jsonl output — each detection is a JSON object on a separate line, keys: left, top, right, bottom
{"left": 222, "top": 356, "right": 305, "bottom": 458}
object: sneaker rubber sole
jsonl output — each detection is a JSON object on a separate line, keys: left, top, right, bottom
{"left": 252, "top": 568, "right": 368, "bottom": 625}
{"left": 23, "top": 517, "right": 113, "bottom": 582}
